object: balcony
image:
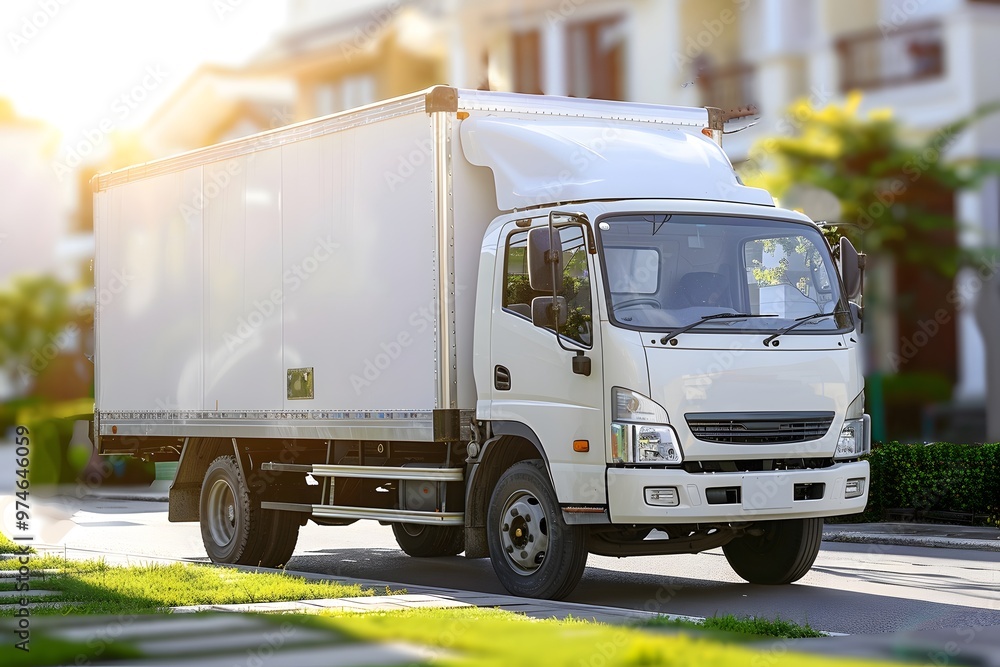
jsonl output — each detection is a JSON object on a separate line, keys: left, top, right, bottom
{"left": 836, "top": 20, "right": 945, "bottom": 92}
{"left": 698, "top": 62, "right": 756, "bottom": 112}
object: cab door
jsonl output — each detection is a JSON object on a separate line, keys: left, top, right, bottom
{"left": 488, "top": 219, "right": 607, "bottom": 505}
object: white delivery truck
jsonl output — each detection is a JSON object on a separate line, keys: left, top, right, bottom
{"left": 92, "top": 87, "right": 870, "bottom": 600}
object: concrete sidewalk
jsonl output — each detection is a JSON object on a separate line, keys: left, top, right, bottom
{"left": 70, "top": 484, "right": 1000, "bottom": 552}
{"left": 822, "top": 521, "right": 1000, "bottom": 552}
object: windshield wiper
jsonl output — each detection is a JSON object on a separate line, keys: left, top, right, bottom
{"left": 660, "top": 313, "right": 777, "bottom": 345}
{"left": 762, "top": 310, "right": 848, "bottom": 346}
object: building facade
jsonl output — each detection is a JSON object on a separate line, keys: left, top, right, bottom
{"left": 142, "top": 0, "right": 1000, "bottom": 438}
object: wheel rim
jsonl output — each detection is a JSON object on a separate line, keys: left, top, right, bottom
{"left": 206, "top": 478, "right": 238, "bottom": 547}
{"left": 400, "top": 524, "right": 424, "bottom": 538}
{"left": 498, "top": 489, "right": 549, "bottom": 576}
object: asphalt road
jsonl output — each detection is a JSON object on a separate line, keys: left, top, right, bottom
{"left": 17, "top": 494, "right": 1000, "bottom": 636}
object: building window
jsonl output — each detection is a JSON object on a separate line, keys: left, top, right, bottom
{"left": 698, "top": 62, "right": 757, "bottom": 112}
{"left": 314, "top": 74, "right": 376, "bottom": 116}
{"left": 566, "top": 16, "right": 625, "bottom": 101}
{"left": 836, "top": 20, "right": 944, "bottom": 92}
{"left": 512, "top": 30, "right": 543, "bottom": 95}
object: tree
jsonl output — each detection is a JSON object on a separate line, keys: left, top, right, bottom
{"left": 739, "top": 93, "right": 1000, "bottom": 440}
{"left": 0, "top": 275, "right": 79, "bottom": 397}
{"left": 740, "top": 92, "right": 998, "bottom": 275}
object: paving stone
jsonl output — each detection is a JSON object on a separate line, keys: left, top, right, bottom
{"left": 125, "top": 642, "right": 438, "bottom": 667}
{"left": 0, "top": 589, "right": 59, "bottom": 598}
{"left": 51, "top": 615, "right": 259, "bottom": 642}
{"left": 135, "top": 627, "right": 331, "bottom": 655}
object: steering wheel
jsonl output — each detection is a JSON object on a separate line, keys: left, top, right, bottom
{"left": 615, "top": 297, "right": 660, "bottom": 309}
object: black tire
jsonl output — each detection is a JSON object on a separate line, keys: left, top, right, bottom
{"left": 392, "top": 523, "right": 465, "bottom": 557}
{"left": 200, "top": 455, "right": 269, "bottom": 565}
{"left": 257, "top": 511, "right": 302, "bottom": 568}
{"left": 722, "top": 518, "right": 823, "bottom": 585}
{"left": 486, "top": 460, "right": 588, "bottom": 600}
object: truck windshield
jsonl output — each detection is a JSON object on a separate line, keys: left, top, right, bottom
{"left": 598, "top": 214, "right": 852, "bottom": 334}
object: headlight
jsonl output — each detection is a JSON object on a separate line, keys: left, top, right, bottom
{"left": 835, "top": 416, "right": 870, "bottom": 460}
{"left": 613, "top": 387, "right": 668, "bottom": 423}
{"left": 611, "top": 423, "right": 683, "bottom": 464}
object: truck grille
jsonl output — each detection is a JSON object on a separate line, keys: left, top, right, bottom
{"left": 685, "top": 412, "right": 835, "bottom": 444}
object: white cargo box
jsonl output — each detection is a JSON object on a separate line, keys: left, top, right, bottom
{"left": 94, "top": 88, "right": 502, "bottom": 444}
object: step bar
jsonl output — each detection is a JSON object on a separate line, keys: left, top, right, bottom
{"left": 259, "top": 462, "right": 464, "bottom": 482}
{"left": 260, "top": 501, "right": 464, "bottom": 525}
{"left": 259, "top": 462, "right": 465, "bottom": 525}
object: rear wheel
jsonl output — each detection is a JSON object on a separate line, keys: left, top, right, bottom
{"left": 200, "top": 455, "right": 265, "bottom": 565}
{"left": 199, "top": 455, "right": 300, "bottom": 568}
{"left": 392, "top": 523, "right": 465, "bottom": 557}
{"left": 486, "top": 460, "right": 588, "bottom": 600}
{"left": 722, "top": 518, "right": 823, "bottom": 584}
{"left": 258, "top": 511, "right": 302, "bottom": 568}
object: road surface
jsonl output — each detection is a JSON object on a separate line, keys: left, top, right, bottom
{"left": 15, "top": 494, "right": 999, "bottom": 636}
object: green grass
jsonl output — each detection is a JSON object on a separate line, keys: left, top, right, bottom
{"left": 0, "top": 558, "right": 374, "bottom": 616}
{"left": 0, "top": 532, "right": 33, "bottom": 554}
{"left": 307, "top": 608, "right": 884, "bottom": 667}
{"left": 642, "top": 613, "right": 826, "bottom": 639}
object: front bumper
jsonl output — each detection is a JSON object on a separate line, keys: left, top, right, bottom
{"left": 607, "top": 460, "right": 869, "bottom": 523}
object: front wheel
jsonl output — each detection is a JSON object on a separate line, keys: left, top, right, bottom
{"left": 722, "top": 518, "right": 823, "bottom": 584}
{"left": 392, "top": 523, "right": 465, "bottom": 557}
{"left": 486, "top": 460, "right": 588, "bottom": 600}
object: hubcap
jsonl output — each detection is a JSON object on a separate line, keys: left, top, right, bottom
{"left": 207, "top": 478, "right": 238, "bottom": 547}
{"left": 498, "top": 490, "right": 548, "bottom": 575}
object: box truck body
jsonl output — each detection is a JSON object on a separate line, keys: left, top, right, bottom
{"left": 93, "top": 87, "right": 870, "bottom": 599}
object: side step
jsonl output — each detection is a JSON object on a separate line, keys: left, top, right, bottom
{"left": 259, "top": 462, "right": 465, "bottom": 525}
{"left": 260, "top": 502, "right": 464, "bottom": 525}
{"left": 259, "top": 462, "right": 463, "bottom": 481}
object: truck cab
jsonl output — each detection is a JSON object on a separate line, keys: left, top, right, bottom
{"left": 463, "top": 113, "right": 869, "bottom": 597}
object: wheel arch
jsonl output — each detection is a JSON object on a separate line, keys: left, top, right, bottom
{"left": 168, "top": 437, "right": 233, "bottom": 522}
{"left": 464, "top": 421, "right": 552, "bottom": 558}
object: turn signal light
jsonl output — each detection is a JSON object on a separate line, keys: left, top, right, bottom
{"left": 573, "top": 440, "right": 589, "bottom": 452}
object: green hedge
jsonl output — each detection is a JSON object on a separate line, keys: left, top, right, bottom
{"left": 860, "top": 441, "right": 1000, "bottom": 526}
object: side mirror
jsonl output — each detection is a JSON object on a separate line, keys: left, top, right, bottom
{"left": 531, "top": 296, "right": 568, "bottom": 329}
{"left": 839, "top": 237, "right": 863, "bottom": 301}
{"left": 527, "top": 227, "right": 562, "bottom": 293}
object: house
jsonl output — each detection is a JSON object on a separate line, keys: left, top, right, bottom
{"left": 139, "top": 0, "right": 1000, "bottom": 439}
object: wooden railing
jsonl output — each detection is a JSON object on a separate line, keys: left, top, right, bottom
{"left": 836, "top": 20, "right": 945, "bottom": 91}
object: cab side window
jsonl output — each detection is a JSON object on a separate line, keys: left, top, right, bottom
{"left": 503, "top": 226, "right": 593, "bottom": 347}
